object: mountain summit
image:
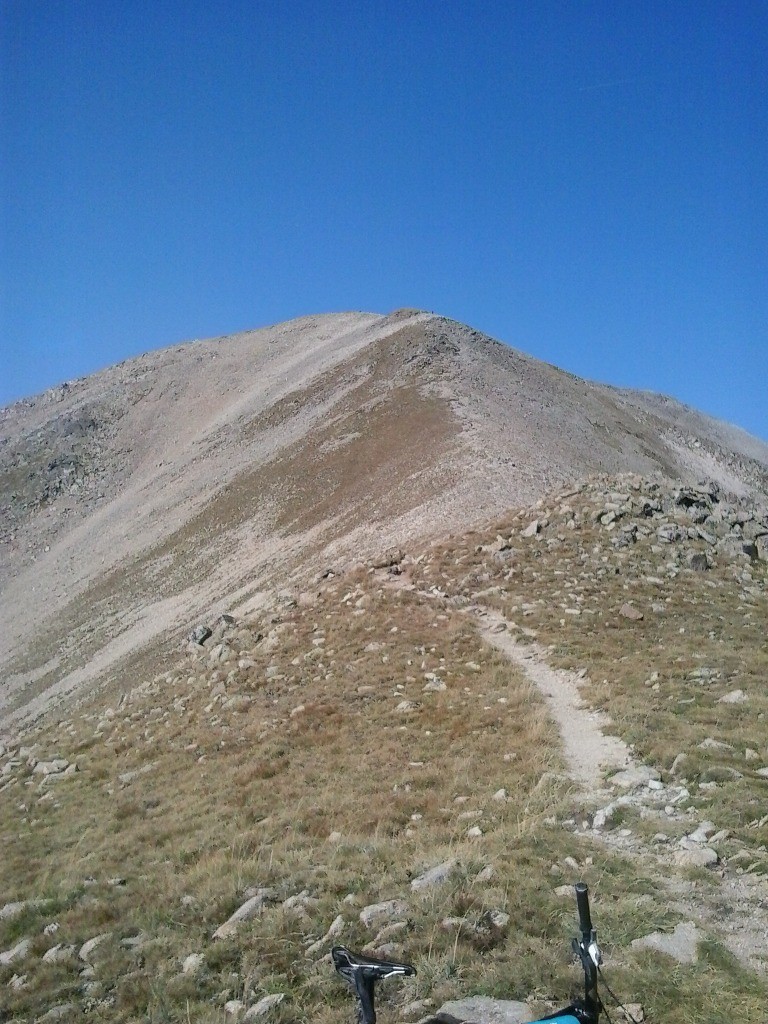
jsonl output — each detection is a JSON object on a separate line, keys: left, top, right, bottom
{"left": 2, "top": 309, "right": 767, "bottom": 727}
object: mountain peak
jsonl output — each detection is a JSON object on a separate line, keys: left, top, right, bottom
{"left": 1, "top": 312, "right": 767, "bottom": 727}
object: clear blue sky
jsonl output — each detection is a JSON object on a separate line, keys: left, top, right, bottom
{"left": 2, "top": 1, "right": 767, "bottom": 440}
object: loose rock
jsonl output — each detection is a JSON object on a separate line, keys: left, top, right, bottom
{"left": 245, "top": 994, "right": 286, "bottom": 1018}
{"left": 436, "top": 996, "right": 530, "bottom": 1024}
{"left": 213, "top": 889, "right": 276, "bottom": 939}
{"left": 631, "top": 921, "right": 701, "bottom": 964}
{"left": 411, "top": 859, "right": 457, "bottom": 892}
{"left": 0, "top": 938, "right": 32, "bottom": 966}
{"left": 360, "top": 900, "right": 409, "bottom": 928}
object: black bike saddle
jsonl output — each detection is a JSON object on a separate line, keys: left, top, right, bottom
{"left": 332, "top": 945, "right": 416, "bottom": 983}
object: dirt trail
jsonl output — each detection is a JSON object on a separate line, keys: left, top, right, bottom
{"left": 471, "top": 605, "right": 768, "bottom": 973}
{"left": 476, "top": 608, "right": 630, "bottom": 791}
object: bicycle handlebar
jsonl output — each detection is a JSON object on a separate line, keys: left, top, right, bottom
{"left": 575, "top": 881, "right": 592, "bottom": 936}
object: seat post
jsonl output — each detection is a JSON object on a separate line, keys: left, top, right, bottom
{"left": 354, "top": 974, "right": 377, "bottom": 1024}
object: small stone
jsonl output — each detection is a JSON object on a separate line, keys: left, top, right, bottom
{"left": 521, "top": 520, "right": 540, "bottom": 538}
{"left": 657, "top": 523, "right": 683, "bottom": 544}
{"left": 118, "top": 762, "right": 156, "bottom": 785}
{"left": 622, "top": 1004, "right": 644, "bottom": 1022}
{"left": 411, "top": 859, "right": 457, "bottom": 891}
{"left": 484, "top": 909, "right": 510, "bottom": 931}
{"left": 466, "top": 825, "right": 483, "bottom": 838}
{"left": 360, "top": 900, "right": 409, "bottom": 928}
{"left": 400, "top": 999, "right": 435, "bottom": 1019}
{"left": 718, "top": 690, "right": 748, "bottom": 704}
{"left": 42, "top": 944, "right": 76, "bottom": 964}
{"left": 610, "top": 765, "right": 660, "bottom": 790}
{"left": 374, "top": 922, "right": 408, "bottom": 943}
{"left": 709, "top": 829, "right": 731, "bottom": 844}
{"left": 687, "top": 821, "right": 716, "bottom": 844}
{"left": 79, "top": 933, "right": 111, "bottom": 963}
{"left": 213, "top": 890, "right": 276, "bottom": 939}
{"left": 37, "top": 1003, "right": 78, "bottom": 1023}
{"left": 282, "top": 890, "right": 317, "bottom": 913}
{"left": 673, "top": 846, "right": 719, "bottom": 869}
{"left": 225, "top": 1000, "right": 245, "bottom": 1017}
{"left": 245, "top": 994, "right": 285, "bottom": 1018}
{"left": 0, "top": 938, "right": 32, "bottom": 966}
{"left": 619, "top": 603, "right": 644, "bottom": 621}
{"left": 394, "top": 700, "right": 418, "bottom": 713}
{"left": 182, "top": 952, "right": 205, "bottom": 974}
{"left": 189, "top": 625, "right": 212, "bottom": 644}
{"left": 699, "top": 737, "right": 733, "bottom": 751}
{"left": 32, "top": 759, "right": 69, "bottom": 776}
{"left": 422, "top": 678, "right": 447, "bottom": 692}
{"left": 492, "top": 788, "right": 508, "bottom": 802}
{"left": 685, "top": 551, "right": 709, "bottom": 571}
{"left": 0, "top": 899, "right": 43, "bottom": 920}
{"left": 593, "top": 796, "right": 632, "bottom": 830}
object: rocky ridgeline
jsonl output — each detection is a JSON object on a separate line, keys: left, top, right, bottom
{"left": 0, "top": 396, "right": 118, "bottom": 551}
{"left": 511, "top": 474, "right": 768, "bottom": 568}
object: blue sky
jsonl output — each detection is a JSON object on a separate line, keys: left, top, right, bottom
{"left": 2, "top": 1, "right": 767, "bottom": 440}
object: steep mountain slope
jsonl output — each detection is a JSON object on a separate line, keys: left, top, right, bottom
{"left": 2, "top": 309, "right": 767, "bottom": 729}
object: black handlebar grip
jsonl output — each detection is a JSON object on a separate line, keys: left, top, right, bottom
{"left": 575, "top": 882, "right": 593, "bottom": 935}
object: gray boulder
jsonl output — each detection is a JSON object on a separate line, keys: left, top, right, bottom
{"left": 360, "top": 899, "right": 410, "bottom": 928}
{"left": 0, "top": 938, "right": 32, "bottom": 966}
{"left": 411, "top": 859, "right": 458, "bottom": 892}
{"left": 213, "top": 889, "right": 276, "bottom": 939}
{"left": 435, "top": 996, "right": 530, "bottom": 1024}
{"left": 188, "top": 625, "right": 212, "bottom": 645}
{"left": 631, "top": 921, "right": 701, "bottom": 964}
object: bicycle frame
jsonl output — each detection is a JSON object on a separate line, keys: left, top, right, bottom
{"left": 532, "top": 882, "right": 602, "bottom": 1024}
{"left": 334, "top": 882, "right": 603, "bottom": 1024}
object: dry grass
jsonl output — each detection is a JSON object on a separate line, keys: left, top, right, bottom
{"left": 3, "top": 483, "right": 768, "bottom": 1022}
{"left": 415, "top": 483, "right": 768, "bottom": 859}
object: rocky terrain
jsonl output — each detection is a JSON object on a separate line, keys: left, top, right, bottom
{"left": 2, "top": 312, "right": 768, "bottom": 1022}
{"left": 2, "top": 309, "right": 768, "bottom": 731}
{"left": 2, "top": 468, "right": 768, "bottom": 1022}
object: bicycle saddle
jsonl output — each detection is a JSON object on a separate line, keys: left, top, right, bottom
{"left": 332, "top": 946, "right": 416, "bottom": 1024}
{"left": 332, "top": 946, "right": 416, "bottom": 982}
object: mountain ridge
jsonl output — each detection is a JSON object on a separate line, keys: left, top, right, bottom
{"left": 2, "top": 309, "right": 767, "bottom": 729}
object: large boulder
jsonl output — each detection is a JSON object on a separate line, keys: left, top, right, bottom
{"left": 435, "top": 996, "right": 530, "bottom": 1024}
